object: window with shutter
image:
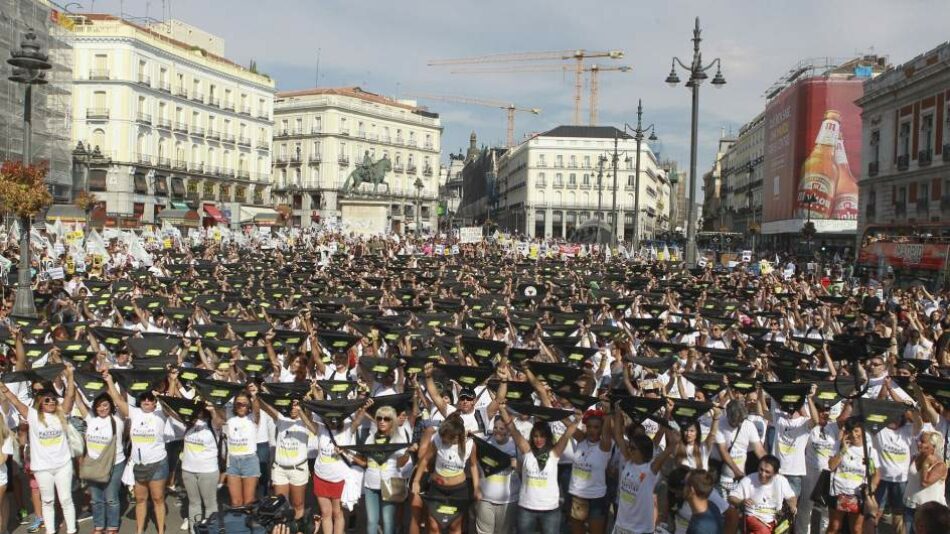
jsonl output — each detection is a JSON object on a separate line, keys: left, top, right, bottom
{"left": 933, "top": 178, "right": 942, "bottom": 199}
{"left": 909, "top": 182, "right": 918, "bottom": 202}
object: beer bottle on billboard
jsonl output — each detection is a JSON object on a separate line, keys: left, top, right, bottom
{"left": 795, "top": 110, "right": 840, "bottom": 219}
{"left": 830, "top": 138, "right": 858, "bottom": 220}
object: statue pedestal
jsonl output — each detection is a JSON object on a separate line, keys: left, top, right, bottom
{"left": 339, "top": 198, "right": 390, "bottom": 236}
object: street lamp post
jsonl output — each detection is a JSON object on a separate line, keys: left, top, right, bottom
{"left": 414, "top": 177, "right": 424, "bottom": 235}
{"left": 610, "top": 133, "right": 619, "bottom": 245}
{"left": 622, "top": 99, "right": 658, "bottom": 254}
{"left": 665, "top": 17, "right": 726, "bottom": 267}
{"left": 8, "top": 30, "right": 51, "bottom": 318}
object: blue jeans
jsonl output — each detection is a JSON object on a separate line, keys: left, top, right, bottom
{"left": 517, "top": 506, "right": 560, "bottom": 533}
{"left": 363, "top": 487, "right": 397, "bottom": 534}
{"left": 89, "top": 460, "right": 126, "bottom": 530}
{"left": 905, "top": 508, "right": 916, "bottom": 534}
{"left": 785, "top": 474, "right": 804, "bottom": 497}
{"left": 256, "top": 443, "right": 271, "bottom": 500}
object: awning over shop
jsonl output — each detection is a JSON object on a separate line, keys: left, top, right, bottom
{"left": 44, "top": 204, "right": 87, "bottom": 223}
{"left": 157, "top": 208, "right": 200, "bottom": 227}
{"left": 239, "top": 206, "right": 280, "bottom": 226}
{"left": 202, "top": 204, "right": 228, "bottom": 224}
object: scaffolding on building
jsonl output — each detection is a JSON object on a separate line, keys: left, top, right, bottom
{"left": 0, "top": 0, "right": 73, "bottom": 202}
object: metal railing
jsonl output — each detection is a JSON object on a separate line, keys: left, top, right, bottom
{"left": 240, "top": 106, "right": 251, "bottom": 116}
{"left": 191, "top": 126, "right": 205, "bottom": 137}
{"left": 256, "top": 140, "right": 270, "bottom": 150}
{"left": 238, "top": 136, "right": 251, "bottom": 146}
{"left": 156, "top": 118, "right": 171, "bottom": 130}
{"left": 207, "top": 130, "right": 221, "bottom": 141}
{"left": 88, "top": 69, "right": 110, "bottom": 80}
{"left": 174, "top": 122, "right": 188, "bottom": 133}
{"left": 87, "top": 108, "right": 110, "bottom": 119}
{"left": 136, "top": 75, "right": 150, "bottom": 86}
{"left": 157, "top": 81, "right": 171, "bottom": 93}
{"left": 897, "top": 154, "right": 910, "bottom": 171}
{"left": 868, "top": 161, "right": 879, "bottom": 177}
{"left": 135, "top": 112, "right": 152, "bottom": 124}
{"left": 919, "top": 149, "right": 933, "bottom": 167}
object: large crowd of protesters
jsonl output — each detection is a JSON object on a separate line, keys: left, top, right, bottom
{"left": 0, "top": 223, "right": 947, "bottom": 534}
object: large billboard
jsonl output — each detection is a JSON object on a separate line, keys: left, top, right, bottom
{"left": 762, "top": 78, "right": 864, "bottom": 224}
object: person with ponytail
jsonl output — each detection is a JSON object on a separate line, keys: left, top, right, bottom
{"left": 499, "top": 403, "right": 578, "bottom": 534}
{"left": 412, "top": 411, "right": 478, "bottom": 534}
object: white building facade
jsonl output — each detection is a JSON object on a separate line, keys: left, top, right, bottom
{"left": 67, "top": 15, "right": 275, "bottom": 226}
{"left": 272, "top": 87, "right": 441, "bottom": 230}
{"left": 719, "top": 113, "right": 765, "bottom": 235}
{"left": 495, "top": 126, "right": 670, "bottom": 241}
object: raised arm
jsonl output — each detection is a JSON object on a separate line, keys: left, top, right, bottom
{"left": 103, "top": 371, "right": 129, "bottom": 419}
{"left": 0, "top": 383, "right": 28, "bottom": 418}
{"left": 499, "top": 405, "right": 530, "bottom": 455}
{"left": 423, "top": 363, "right": 450, "bottom": 418}
{"left": 551, "top": 413, "right": 580, "bottom": 458}
{"left": 61, "top": 363, "right": 76, "bottom": 415}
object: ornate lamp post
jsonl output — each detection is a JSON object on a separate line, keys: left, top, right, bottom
{"left": 8, "top": 30, "right": 52, "bottom": 318}
{"left": 413, "top": 177, "right": 424, "bottom": 235}
{"left": 665, "top": 17, "right": 726, "bottom": 267}
{"left": 622, "top": 99, "right": 658, "bottom": 253}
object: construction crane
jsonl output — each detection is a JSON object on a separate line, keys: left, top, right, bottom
{"left": 405, "top": 93, "right": 541, "bottom": 148}
{"left": 447, "top": 64, "right": 632, "bottom": 126}
{"left": 429, "top": 49, "right": 624, "bottom": 125}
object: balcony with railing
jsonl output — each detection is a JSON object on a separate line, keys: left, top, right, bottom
{"left": 240, "top": 106, "right": 251, "bottom": 116}
{"left": 552, "top": 180, "right": 564, "bottom": 189}
{"left": 536, "top": 180, "right": 547, "bottom": 187}
{"left": 173, "top": 121, "right": 188, "bottom": 133}
{"left": 87, "top": 108, "right": 110, "bottom": 120}
{"left": 207, "top": 129, "right": 221, "bottom": 141}
{"left": 554, "top": 161, "right": 565, "bottom": 168}
{"left": 422, "top": 166, "right": 433, "bottom": 177}
{"left": 156, "top": 156, "right": 171, "bottom": 168}
{"left": 289, "top": 154, "right": 302, "bottom": 165}
{"left": 258, "top": 111, "right": 269, "bottom": 120}
{"left": 919, "top": 149, "right": 933, "bottom": 167}
{"left": 256, "top": 140, "right": 270, "bottom": 150}
{"left": 208, "top": 97, "right": 221, "bottom": 108}
{"left": 897, "top": 154, "right": 910, "bottom": 171}
{"left": 189, "top": 162, "right": 204, "bottom": 174}
{"left": 406, "top": 139, "right": 417, "bottom": 147}
{"left": 338, "top": 156, "right": 350, "bottom": 166}
{"left": 136, "top": 75, "right": 150, "bottom": 86}
{"left": 407, "top": 165, "right": 417, "bottom": 175}
{"left": 237, "top": 136, "right": 251, "bottom": 147}
{"left": 340, "top": 128, "right": 350, "bottom": 136}
{"left": 156, "top": 118, "right": 171, "bottom": 130}
{"left": 237, "top": 169, "right": 250, "bottom": 179}
{"left": 274, "top": 155, "right": 289, "bottom": 165}
{"left": 135, "top": 152, "right": 152, "bottom": 165}
{"left": 191, "top": 126, "right": 205, "bottom": 138}
{"left": 157, "top": 81, "right": 171, "bottom": 93}
{"left": 393, "top": 164, "right": 404, "bottom": 173}
{"left": 191, "top": 92, "right": 204, "bottom": 103}
{"left": 312, "top": 126, "right": 324, "bottom": 135}
{"left": 223, "top": 102, "right": 236, "bottom": 112}
{"left": 537, "top": 161, "right": 547, "bottom": 167}
{"left": 222, "top": 133, "right": 236, "bottom": 144}
{"left": 175, "top": 86, "right": 188, "bottom": 98}
{"left": 172, "top": 159, "right": 187, "bottom": 171}
{"left": 424, "top": 142, "right": 434, "bottom": 150}
{"left": 135, "top": 112, "right": 152, "bottom": 125}
{"left": 394, "top": 136, "right": 404, "bottom": 145}
{"left": 308, "top": 155, "right": 322, "bottom": 165}
{"left": 917, "top": 199, "right": 930, "bottom": 213}
{"left": 868, "top": 161, "right": 879, "bottom": 177}
{"left": 88, "top": 69, "right": 110, "bottom": 80}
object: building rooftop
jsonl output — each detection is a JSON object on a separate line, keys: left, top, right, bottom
{"left": 276, "top": 86, "right": 421, "bottom": 112}
{"left": 536, "top": 125, "right": 633, "bottom": 140}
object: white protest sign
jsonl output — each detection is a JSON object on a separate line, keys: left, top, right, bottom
{"left": 451, "top": 245, "right": 460, "bottom": 255}
{"left": 46, "top": 267, "right": 65, "bottom": 280}
{"left": 459, "top": 226, "right": 483, "bottom": 244}
{"left": 741, "top": 250, "right": 752, "bottom": 263}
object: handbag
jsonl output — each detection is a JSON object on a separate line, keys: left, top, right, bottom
{"left": 80, "top": 417, "right": 117, "bottom": 483}
{"left": 570, "top": 495, "right": 590, "bottom": 521}
{"left": 62, "top": 416, "right": 84, "bottom": 458}
{"left": 810, "top": 470, "right": 834, "bottom": 507}
{"left": 381, "top": 476, "right": 408, "bottom": 503}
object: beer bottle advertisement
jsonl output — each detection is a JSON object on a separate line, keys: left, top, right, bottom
{"left": 830, "top": 138, "right": 858, "bottom": 220}
{"left": 794, "top": 110, "right": 840, "bottom": 219}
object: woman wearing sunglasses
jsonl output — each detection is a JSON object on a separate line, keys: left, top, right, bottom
{"left": 0, "top": 365, "right": 77, "bottom": 534}
{"left": 359, "top": 405, "right": 415, "bottom": 534}
{"left": 222, "top": 392, "right": 260, "bottom": 507}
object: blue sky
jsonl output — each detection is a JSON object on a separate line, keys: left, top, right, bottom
{"left": 66, "top": 0, "right": 950, "bottom": 181}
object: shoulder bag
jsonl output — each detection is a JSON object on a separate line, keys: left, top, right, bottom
{"left": 80, "top": 417, "right": 117, "bottom": 483}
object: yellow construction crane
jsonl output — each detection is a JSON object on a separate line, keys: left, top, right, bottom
{"left": 428, "top": 49, "right": 624, "bottom": 125}
{"left": 406, "top": 93, "right": 540, "bottom": 148}
{"left": 447, "top": 64, "right": 632, "bottom": 126}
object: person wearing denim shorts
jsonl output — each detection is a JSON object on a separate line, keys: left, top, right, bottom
{"left": 223, "top": 393, "right": 260, "bottom": 507}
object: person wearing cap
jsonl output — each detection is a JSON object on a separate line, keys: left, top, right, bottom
{"left": 74, "top": 392, "right": 126, "bottom": 534}
{"left": 423, "top": 363, "right": 492, "bottom": 439}
{"left": 104, "top": 370, "right": 173, "bottom": 534}
{"left": 0, "top": 365, "right": 77, "bottom": 534}
{"left": 499, "top": 403, "right": 578, "bottom": 534}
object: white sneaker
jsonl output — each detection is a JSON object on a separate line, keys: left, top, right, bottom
{"left": 180, "top": 519, "right": 190, "bottom": 531}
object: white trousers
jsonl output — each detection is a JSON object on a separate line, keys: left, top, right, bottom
{"left": 34, "top": 461, "right": 76, "bottom": 534}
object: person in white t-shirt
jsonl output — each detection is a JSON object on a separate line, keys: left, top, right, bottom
{"left": 716, "top": 400, "right": 766, "bottom": 493}
{"left": 220, "top": 392, "right": 260, "bottom": 507}
{"left": 567, "top": 408, "right": 614, "bottom": 534}
{"left": 475, "top": 418, "right": 520, "bottom": 534}
{"left": 0, "top": 365, "right": 78, "bottom": 534}
{"left": 166, "top": 401, "right": 222, "bottom": 529}
{"left": 74, "top": 392, "right": 126, "bottom": 534}
{"left": 610, "top": 408, "right": 678, "bottom": 534}
{"left": 728, "top": 455, "right": 798, "bottom": 533}
{"left": 258, "top": 396, "right": 320, "bottom": 526}
{"left": 827, "top": 418, "right": 881, "bottom": 534}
